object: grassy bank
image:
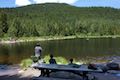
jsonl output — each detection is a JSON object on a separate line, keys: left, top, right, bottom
{"left": 0, "top": 35, "right": 120, "bottom": 44}
{"left": 20, "top": 55, "right": 116, "bottom": 69}
{"left": 20, "top": 55, "right": 85, "bottom": 69}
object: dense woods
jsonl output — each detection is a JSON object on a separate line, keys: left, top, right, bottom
{"left": 0, "top": 3, "right": 120, "bottom": 38}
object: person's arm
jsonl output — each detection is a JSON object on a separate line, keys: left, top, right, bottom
{"left": 39, "top": 47, "right": 42, "bottom": 53}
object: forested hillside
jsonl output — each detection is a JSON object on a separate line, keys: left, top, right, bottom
{"left": 0, "top": 3, "right": 120, "bottom": 38}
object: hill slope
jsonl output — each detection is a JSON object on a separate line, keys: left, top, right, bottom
{"left": 0, "top": 3, "right": 120, "bottom": 37}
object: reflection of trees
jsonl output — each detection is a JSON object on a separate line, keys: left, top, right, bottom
{"left": 0, "top": 45, "right": 9, "bottom": 64}
{"left": 13, "top": 42, "right": 34, "bottom": 63}
{"left": 42, "top": 38, "right": 119, "bottom": 60}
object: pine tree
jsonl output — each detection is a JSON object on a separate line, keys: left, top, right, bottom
{"left": 8, "top": 18, "right": 23, "bottom": 37}
{"left": 0, "top": 12, "right": 8, "bottom": 33}
{"left": 0, "top": 28, "right": 3, "bottom": 37}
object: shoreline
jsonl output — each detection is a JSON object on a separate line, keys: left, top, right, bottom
{"left": 0, "top": 56, "right": 120, "bottom": 80}
{"left": 0, "top": 35, "right": 120, "bottom": 44}
{"left": 0, "top": 59, "right": 120, "bottom": 80}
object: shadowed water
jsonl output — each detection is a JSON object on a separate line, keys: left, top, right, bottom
{"left": 0, "top": 38, "right": 120, "bottom": 64}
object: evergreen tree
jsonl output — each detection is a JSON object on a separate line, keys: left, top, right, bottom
{"left": 1, "top": 3, "right": 120, "bottom": 37}
{"left": 0, "top": 12, "right": 8, "bottom": 33}
{"left": 31, "top": 25, "right": 39, "bottom": 36}
{"left": 0, "top": 13, "right": 4, "bottom": 37}
{"left": 8, "top": 18, "right": 23, "bottom": 37}
{"left": 0, "top": 28, "right": 4, "bottom": 37}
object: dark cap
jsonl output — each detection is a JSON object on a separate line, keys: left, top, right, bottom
{"left": 50, "top": 54, "right": 53, "bottom": 58}
{"left": 70, "top": 58, "right": 73, "bottom": 62}
{"left": 36, "top": 43, "right": 40, "bottom": 46}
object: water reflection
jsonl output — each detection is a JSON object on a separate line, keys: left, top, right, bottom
{"left": 0, "top": 38, "right": 120, "bottom": 64}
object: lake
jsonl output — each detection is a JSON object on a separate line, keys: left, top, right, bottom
{"left": 0, "top": 38, "right": 120, "bottom": 64}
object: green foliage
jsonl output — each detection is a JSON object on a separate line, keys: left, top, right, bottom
{"left": 20, "top": 55, "right": 85, "bottom": 68}
{"left": 31, "top": 56, "right": 39, "bottom": 62}
{"left": 26, "top": 24, "right": 39, "bottom": 36}
{"left": 20, "top": 55, "right": 68, "bottom": 68}
{"left": 55, "top": 57, "right": 68, "bottom": 64}
{"left": 43, "top": 55, "right": 68, "bottom": 64}
{"left": 0, "top": 11, "right": 8, "bottom": 33}
{"left": 8, "top": 18, "right": 23, "bottom": 37}
{"left": 8, "top": 20, "right": 17, "bottom": 37}
{"left": 0, "top": 11, "right": 8, "bottom": 37}
{"left": 1, "top": 3, "right": 120, "bottom": 37}
{"left": 0, "top": 28, "right": 4, "bottom": 37}
{"left": 20, "top": 58, "right": 33, "bottom": 69}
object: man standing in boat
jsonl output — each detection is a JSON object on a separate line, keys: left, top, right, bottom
{"left": 35, "top": 43, "right": 42, "bottom": 59}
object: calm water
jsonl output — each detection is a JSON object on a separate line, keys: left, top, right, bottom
{"left": 0, "top": 38, "right": 120, "bottom": 64}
